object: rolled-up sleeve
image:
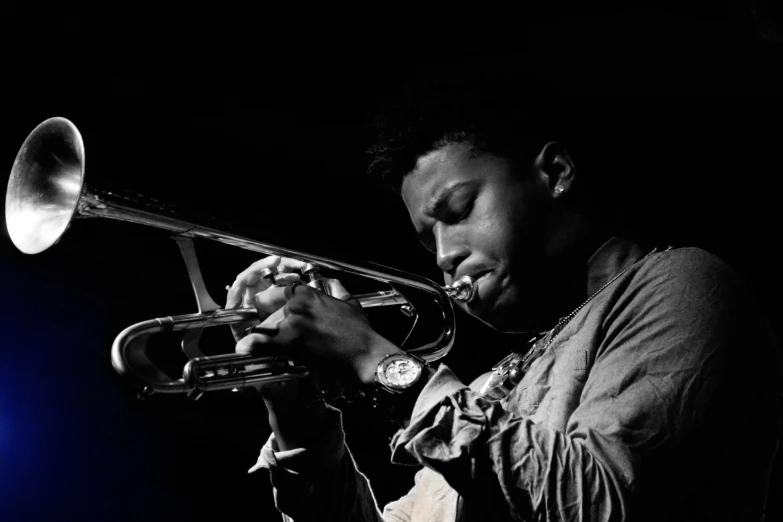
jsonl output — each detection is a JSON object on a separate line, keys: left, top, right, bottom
{"left": 390, "top": 250, "right": 770, "bottom": 521}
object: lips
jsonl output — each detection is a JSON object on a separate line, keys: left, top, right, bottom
{"left": 453, "top": 270, "right": 494, "bottom": 304}
{"left": 455, "top": 269, "right": 492, "bottom": 284}
{"left": 474, "top": 271, "right": 495, "bottom": 293}
{"left": 473, "top": 270, "right": 493, "bottom": 282}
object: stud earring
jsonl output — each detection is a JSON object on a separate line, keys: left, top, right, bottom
{"left": 555, "top": 185, "right": 565, "bottom": 194}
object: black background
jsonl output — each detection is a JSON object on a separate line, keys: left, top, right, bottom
{"left": 1, "top": 2, "right": 782, "bottom": 521}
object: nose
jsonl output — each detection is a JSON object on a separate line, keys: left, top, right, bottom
{"left": 434, "top": 223, "right": 469, "bottom": 278}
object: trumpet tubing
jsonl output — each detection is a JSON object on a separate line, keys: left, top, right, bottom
{"left": 6, "top": 117, "right": 477, "bottom": 399}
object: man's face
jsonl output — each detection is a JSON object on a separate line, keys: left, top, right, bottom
{"left": 401, "top": 143, "right": 554, "bottom": 331}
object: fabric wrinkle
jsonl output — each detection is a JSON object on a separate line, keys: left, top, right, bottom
{"left": 249, "top": 238, "right": 782, "bottom": 522}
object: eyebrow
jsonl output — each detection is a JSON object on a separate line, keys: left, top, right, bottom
{"left": 424, "top": 181, "right": 477, "bottom": 216}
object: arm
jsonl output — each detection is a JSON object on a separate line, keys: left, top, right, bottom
{"left": 230, "top": 258, "right": 421, "bottom": 521}
{"left": 249, "top": 402, "right": 419, "bottom": 522}
{"left": 390, "top": 250, "right": 765, "bottom": 521}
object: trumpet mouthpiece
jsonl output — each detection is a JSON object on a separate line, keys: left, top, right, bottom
{"left": 446, "top": 275, "right": 476, "bottom": 302}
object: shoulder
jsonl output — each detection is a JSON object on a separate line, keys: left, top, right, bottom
{"left": 598, "top": 246, "right": 781, "bottom": 370}
{"left": 644, "top": 246, "right": 738, "bottom": 280}
{"left": 597, "top": 245, "right": 762, "bottom": 350}
{"left": 628, "top": 246, "right": 751, "bottom": 306}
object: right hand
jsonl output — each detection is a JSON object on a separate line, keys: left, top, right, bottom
{"left": 225, "top": 255, "right": 321, "bottom": 411}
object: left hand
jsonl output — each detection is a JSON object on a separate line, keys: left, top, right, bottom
{"left": 247, "top": 278, "right": 403, "bottom": 385}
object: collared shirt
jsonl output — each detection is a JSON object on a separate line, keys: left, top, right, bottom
{"left": 250, "top": 238, "right": 783, "bottom": 521}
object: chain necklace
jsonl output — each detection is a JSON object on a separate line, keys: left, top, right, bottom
{"left": 479, "top": 246, "right": 665, "bottom": 398}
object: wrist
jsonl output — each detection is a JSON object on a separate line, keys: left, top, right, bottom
{"left": 373, "top": 362, "right": 435, "bottom": 423}
{"left": 267, "top": 397, "right": 328, "bottom": 451}
{"left": 355, "top": 332, "right": 403, "bottom": 386}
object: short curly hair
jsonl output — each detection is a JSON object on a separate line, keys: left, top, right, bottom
{"left": 366, "top": 59, "right": 562, "bottom": 194}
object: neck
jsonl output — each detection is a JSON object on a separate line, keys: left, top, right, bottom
{"left": 536, "top": 213, "right": 613, "bottom": 330}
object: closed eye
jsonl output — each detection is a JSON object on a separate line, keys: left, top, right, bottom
{"left": 416, "top": 181, "right": 479, "bottom": 253}
{"left": 442, "top": 192, "right": 476, "bottom": 225}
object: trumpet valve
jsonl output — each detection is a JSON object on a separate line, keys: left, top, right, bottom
{"left": 302, "top": 263, "right": 329, "bottom": 294}
{"left": 260, "top": 267, "right": 278, "bottom": 284}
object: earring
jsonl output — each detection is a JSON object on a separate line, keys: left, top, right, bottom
{"left": 555, "top": 185, "right": 565, "bottom": 194}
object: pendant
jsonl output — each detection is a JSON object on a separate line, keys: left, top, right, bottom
{"left": 480, "top": 352, "right": 524, "bottom": 398}
{"left": 479, "top": 334, "right": 546, "bottom": 398}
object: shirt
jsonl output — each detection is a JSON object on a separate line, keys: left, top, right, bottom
{"left": 250, "top": 237, "right": 783, "bottom": 521}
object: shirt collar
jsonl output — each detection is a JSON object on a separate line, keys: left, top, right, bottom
{"left": 585, "top": 236, "right": 649, "bottom": 296}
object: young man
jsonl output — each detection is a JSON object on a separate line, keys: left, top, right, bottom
{"left": 226, "top": 69, "right": 782, "bottom": 521}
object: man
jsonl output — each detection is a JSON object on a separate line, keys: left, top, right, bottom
{"left": 226, "top": 67, "right": 782, "bottom": 521}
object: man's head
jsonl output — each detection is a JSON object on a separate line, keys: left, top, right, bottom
{"left": 369, "top": 61, "right": 594, "bottom": 332}
{"left": 367, "top": 62, "right": 559, "bottom": 196}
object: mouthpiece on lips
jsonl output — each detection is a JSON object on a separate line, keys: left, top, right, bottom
{"left": 446, "top": 275, "right": 477, "bottom": 302}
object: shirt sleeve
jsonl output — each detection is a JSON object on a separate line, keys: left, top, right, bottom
{"left": 249, "top": 403, "right": 391, "bottom": 522}
{"left": 390, "top": 250, "right": 775, "bottom": 521}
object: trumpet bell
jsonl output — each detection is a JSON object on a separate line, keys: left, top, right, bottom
{"left": 6, "top": 117, "right": 85, "bottom": 254}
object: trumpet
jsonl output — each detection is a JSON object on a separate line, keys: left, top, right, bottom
{"left": 5, "top": 117, "right": 476, "bottom": 399}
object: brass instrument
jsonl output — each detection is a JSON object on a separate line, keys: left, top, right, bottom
{"left": 5, "top": 117, "right": 476, "bottom": 399}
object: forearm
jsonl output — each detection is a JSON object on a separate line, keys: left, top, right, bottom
{"left": 271, "top": 444, "right": 386, "bottom": 522}
{"left": 251, "top": 405, "right": 388, "bottom": 522}
{"left": 267, "top": 399, "right": 329, "bottom": 452}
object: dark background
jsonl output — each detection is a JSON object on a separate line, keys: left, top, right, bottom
{"left": 1, "top": 2, "right": 782, "bottom": 521}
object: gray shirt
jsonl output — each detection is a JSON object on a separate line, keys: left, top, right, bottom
{"left": 251, "top": 238, "right": 783, "bottom": 521}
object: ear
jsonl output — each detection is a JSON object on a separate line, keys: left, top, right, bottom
{"left": 533, "top": 141, "right": 575, "bottom": 198}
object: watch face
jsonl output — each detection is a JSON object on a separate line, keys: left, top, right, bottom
{"left": 381, "top": 355, "right": 422, "bottom": 389}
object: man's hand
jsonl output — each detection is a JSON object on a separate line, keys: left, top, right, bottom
{"left": 237, "top": 271, "right": 402, "bottom": 387}
{"left": 253, "top": 278, "right": 403, "bottom": 385}
{"left": 226, "top": 255, "right": 306, "bottom": 342}
{"left": 226, "top": 256, "right": 319, "bottom": 416}
{"left": 225, "top": 256, "right": 402, "bottom": 449}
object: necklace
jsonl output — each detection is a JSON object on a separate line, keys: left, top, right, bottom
{"left": 479, "top": 246, "right": 665, "bottom": 398}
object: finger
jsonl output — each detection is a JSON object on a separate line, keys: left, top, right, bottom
{"left": 228, "top": 256, "right": 282, "bottom": 309}
{"left": 235, "top": 332, "right": 291, "bottom": 377}
{"left": 272, "top": 272, "right": 300, "bottom": 286}
{"left": 325, "top": 278, "right": 362, "bottom": 311}
{"left": 235, "top": 332, "right": 275, "bottom": 355}
{"left": 226, "top": 281, "right": 245, "bottom": 310}
{"left": 251, "top": 306, "right": 288, "bottom": 335}
{"left": 233, "top": 255, "right": 282, "bottom": 289}
{"left": 282, "top": 283, "right": 321, "bottom": 316}
{"left": 277, "top": 257, "right": 309, "bottom": 273}
{"left": 233, "top": 279, "right": 302, "bottom": 342}
{"left": 244, "top": 273, "right": 303, "bottom": 308}
{"left": 252, "top": 286, "right": 290, "bottom": 316}
{"left": 230, "top": 317, "right": 260, "bottom": 342}
{"left": 233, "top": 256, "right": 308, "bottom": 290}
{"left": 231, "top": 257, "right": 308, "bottom": 308}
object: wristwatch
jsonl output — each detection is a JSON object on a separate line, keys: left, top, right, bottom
{"left": 375, "top": 352, "right": 429, "bottom": 395}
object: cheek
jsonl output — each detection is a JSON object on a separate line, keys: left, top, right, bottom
{"left": 486, "top": 197, "right": 547, "bottom": 273}
{"left": 467, "top": 209, "right": 518, "bottom": 267}
{"left": 469, "top": 183, "right": 544, "bottom": 262}
{"left": 471, "top": 207, "right": 505, "bottom": 251}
